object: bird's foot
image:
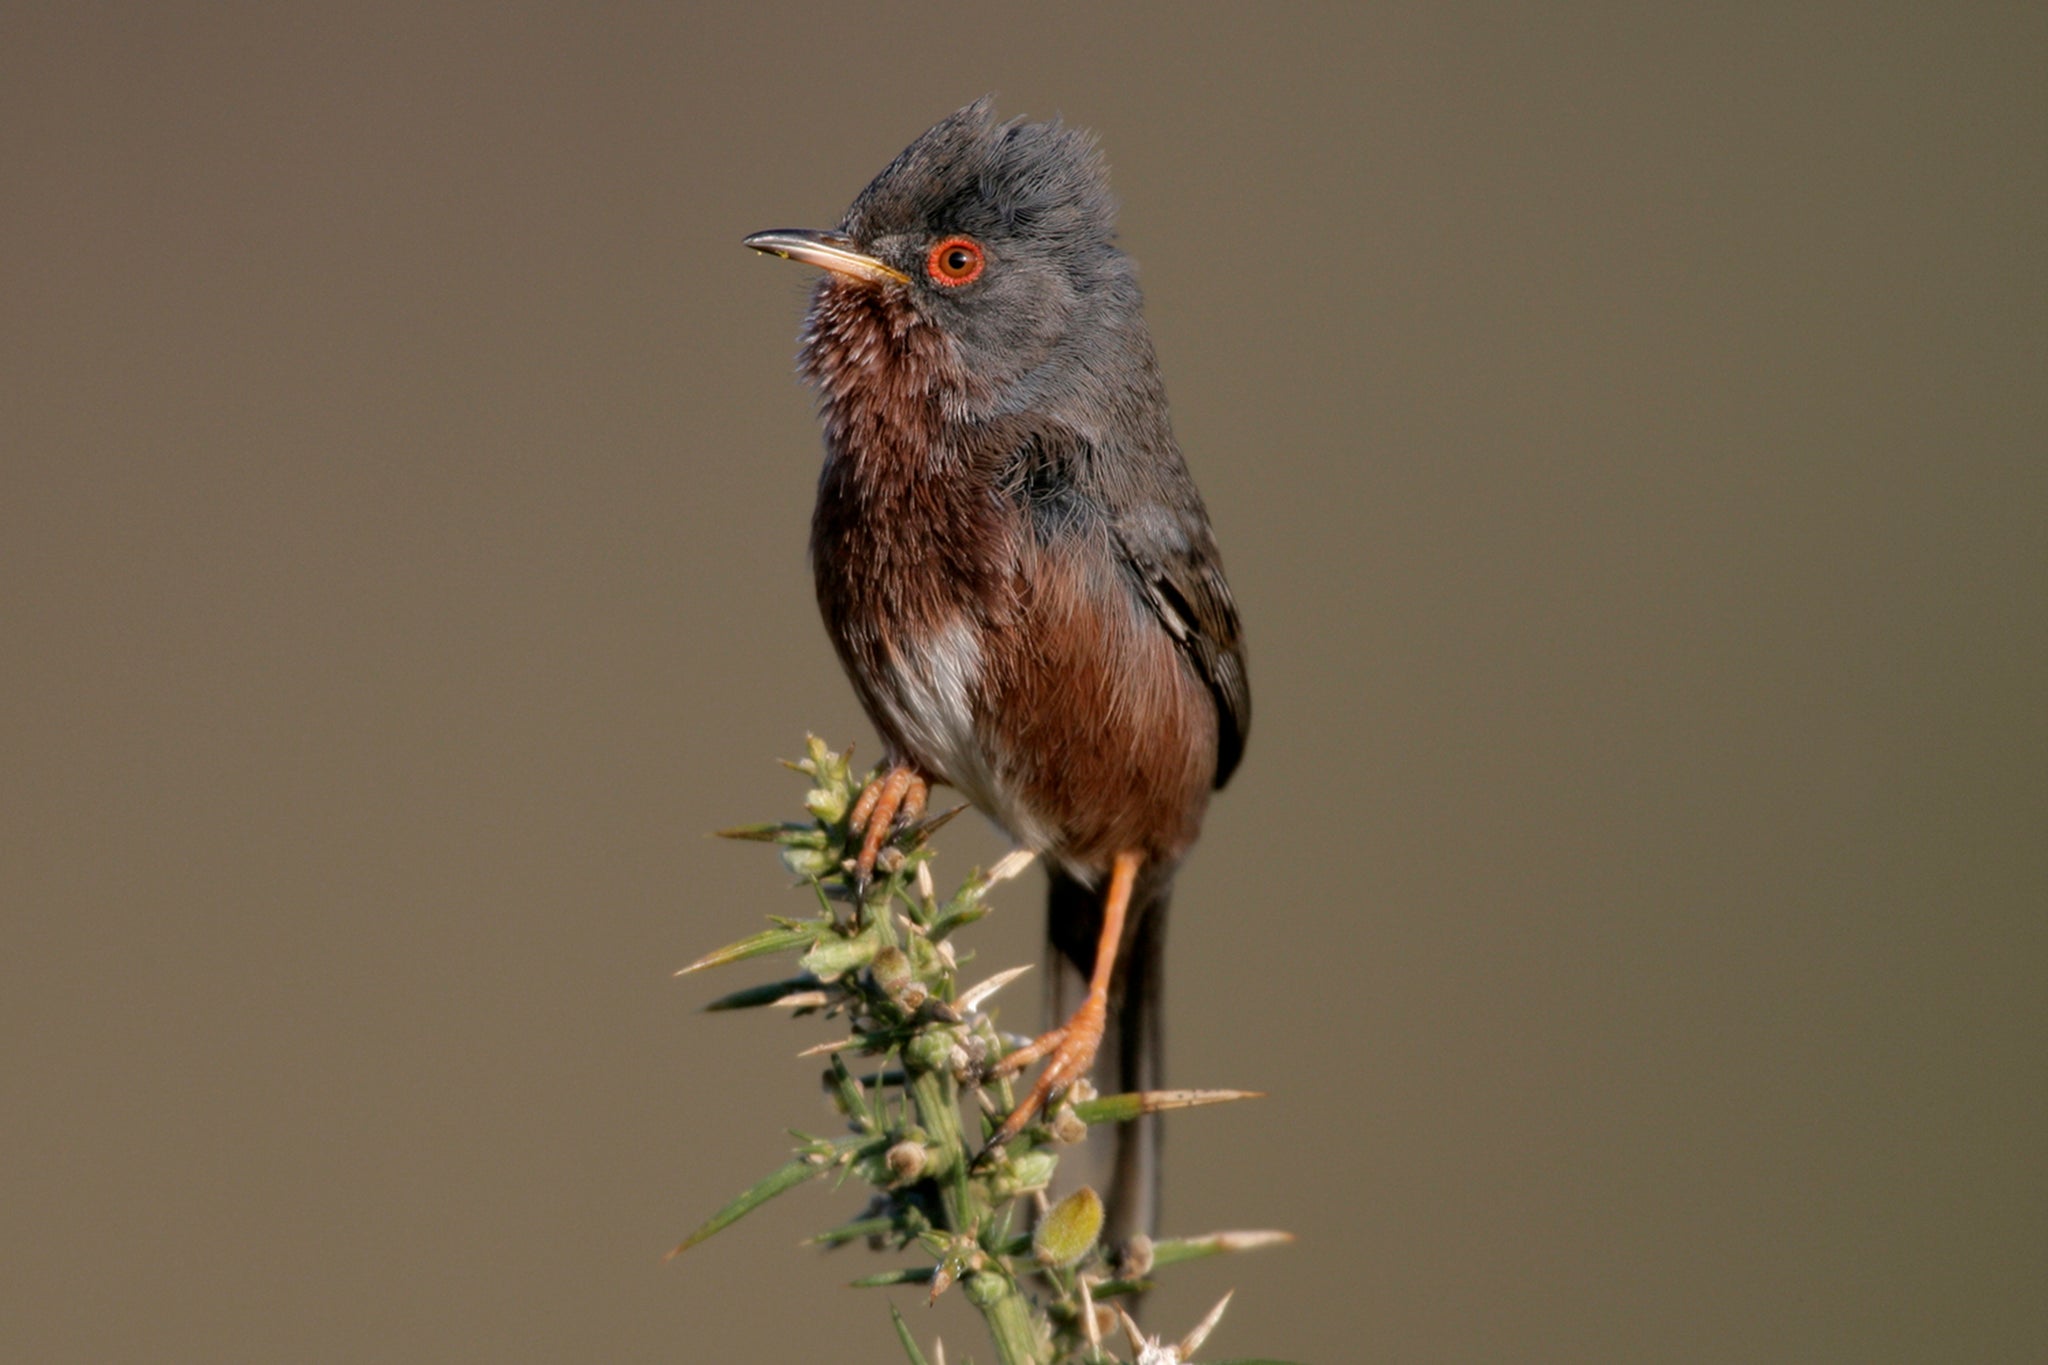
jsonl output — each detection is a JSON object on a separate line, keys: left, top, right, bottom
{"left": 976, "top": 849, "right": 1140, "bottom": 1163}
{"left": 846, "top": 765, "right": 927, "bottom": 892}
{"left": 981, "top": 989, "right": 1109, "bottom": 1154}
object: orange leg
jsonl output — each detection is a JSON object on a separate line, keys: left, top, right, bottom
{"left": 985, "top": 850, "right": 1142, "bottom": 1149}
{"left": 848, "top": 765, "right": 927, "bottom": 888}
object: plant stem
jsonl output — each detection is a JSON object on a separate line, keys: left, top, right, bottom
{"left": 906, "top": 1066, "right": 974, "bottom": 1232}
{"left": 909, "top": 1060, "right": 1047, "bottom": 1363}
{"left": 965, "top": 1269, "right": 1049, "bottom": 1365}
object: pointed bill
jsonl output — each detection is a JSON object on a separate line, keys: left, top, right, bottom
{"left": 743, "top": 228, "right": 911, "bottom": 285}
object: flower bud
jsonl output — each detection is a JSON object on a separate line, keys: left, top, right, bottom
{"left": 803, "top": 782, "right": 848, "bottom": 825}
{"left": 998, "top": 1149, "right": 1057, "bottom": 1196}
{"left": 902, "top": 1028, "right": 954, "bottom": 1074}
{"left": 779, "top": 843, "right": 838, "bottom": 878}
{"left": 1033, "top": 1186, "right": 1103, "bottom": 1269}
{"left": 884, "top": 1140, "right": 928, "bottom": 1183}
{"left": 960, "top": 1267, "right": 1006, "bottom": 1308}
{"left": 1116, "top": 1232, "right": 1155, "bottom": 1280}
{"left": 869, "top": 946, "right": 913, "bottom": 997}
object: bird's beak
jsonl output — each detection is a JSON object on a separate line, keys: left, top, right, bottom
{"left": 743, "top": 229, "right": 911, "bottom": 286}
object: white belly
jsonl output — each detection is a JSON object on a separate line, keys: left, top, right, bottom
{"left": 871, "top": 615, "right": 1052, "bottom": 852}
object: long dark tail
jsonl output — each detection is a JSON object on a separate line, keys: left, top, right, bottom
{"left": 1047, "top": 867, "right": 1169, "bottom": 1248}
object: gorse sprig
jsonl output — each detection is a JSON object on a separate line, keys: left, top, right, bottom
{"left": 674, "top": 737, "right": 1298, "bottom": 1365}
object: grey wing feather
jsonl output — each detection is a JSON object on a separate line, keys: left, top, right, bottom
{"left": 1115, "top": 521, "right": 1250, "bottom": 789}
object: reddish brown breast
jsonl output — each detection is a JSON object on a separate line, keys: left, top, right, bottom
{"left": 804, "top": 279, "right": 1008, "bottom": 793}
{"left": 977, "top": 538, "right": 1217, "bottom": 873}
{"left": 801, "top": 277, "right": 1215, "bottom": 877}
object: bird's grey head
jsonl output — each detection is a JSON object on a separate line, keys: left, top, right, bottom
{"left": 764, "top": 99, "right": 1155, "bottom": 424}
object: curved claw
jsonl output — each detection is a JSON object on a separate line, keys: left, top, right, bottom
{"left": 847, "top": 765, "right": 927, "bottom": 892}
{"left": 982, "top": 989, "right": 1107, "bottom": 1152}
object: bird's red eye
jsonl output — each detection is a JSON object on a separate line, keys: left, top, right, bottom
{"left": 926, "top": 236, "right": 985, "bottom": 286}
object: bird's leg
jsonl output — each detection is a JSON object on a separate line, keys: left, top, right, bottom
{"left": 847, "top": 764, "right": 928, "bottom": 889}
{"left": 985, "top": 849, "right": 1142, "bottom": 1150}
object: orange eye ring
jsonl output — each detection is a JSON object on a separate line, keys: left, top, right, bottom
{"left": 926, "top": 236, "right": 985, "bottom": 286}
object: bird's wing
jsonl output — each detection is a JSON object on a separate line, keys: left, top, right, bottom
{"left": 987, "top": 420, "right": 1250, "bottom": 790}
{"left": 1112, "top": 512, "right": 1250, "bottom": 790}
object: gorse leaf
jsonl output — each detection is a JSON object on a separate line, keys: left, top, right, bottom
{"left": 666, "top": 1157, "right": 824, "bottom": 1257}
{"left": 1071, "top": 1088, "right": 1263, "bottom": 1124}
{"left": 676, "top": 925, "right": 818, "bottom": 975}
{"left": 888, "top": 1303, "right": 933, "bottom": 1365}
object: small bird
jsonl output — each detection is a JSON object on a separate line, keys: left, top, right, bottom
{"left": 745, "top": 99, "right": 1247, "bottom": 1240}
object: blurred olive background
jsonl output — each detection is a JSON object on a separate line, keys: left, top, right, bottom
{"left": 5, "top": 5, "right": 2043, "bottom": 1362}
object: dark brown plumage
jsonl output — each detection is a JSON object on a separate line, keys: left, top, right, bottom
{"left": 745, "top": 99, "right": 1247, "bottom": 1242}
